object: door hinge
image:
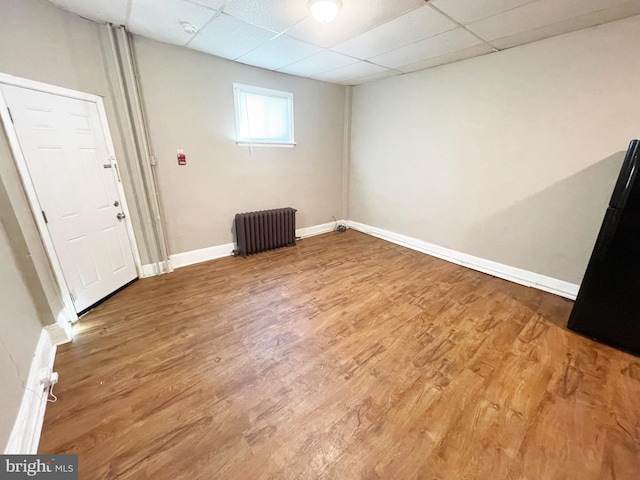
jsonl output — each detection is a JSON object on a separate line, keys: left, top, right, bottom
{"left": 7, "top": 108, "right": 13, "bottom": 123}
{"left": 69, "top": 292, "right": 75, "bottom": 303}
{"left": 41, "top": 210, "right": 48, "bottom": 224}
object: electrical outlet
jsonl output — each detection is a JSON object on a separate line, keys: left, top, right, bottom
{"left": 39, "top": 368, "right": 58, "bottom": 388}
{"left": 39, "top": 367, "right": 52, "bottom": 386}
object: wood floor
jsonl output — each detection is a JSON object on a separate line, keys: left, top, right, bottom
{"left": 39, "top": 230, "right": 640, "bottom": 479}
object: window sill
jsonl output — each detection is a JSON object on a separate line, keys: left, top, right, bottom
{"left": 236, "top": 142, "right": 296, "bottom": 148}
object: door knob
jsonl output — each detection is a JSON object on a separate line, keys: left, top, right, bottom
{"left": 116, "top": 212, "right": 126, "bottom": 220}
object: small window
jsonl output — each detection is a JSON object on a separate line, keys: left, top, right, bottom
{"left": 233, "top": 83, "right": 295, "bottom": 147}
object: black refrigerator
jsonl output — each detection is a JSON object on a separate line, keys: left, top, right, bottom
{"left": 568, "top": 139, "right": 640, "bottom": 356}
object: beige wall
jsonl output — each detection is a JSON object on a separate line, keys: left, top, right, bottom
{"left": 0, "top": 220, "right": 43, "bottom": 448}
{"left": 350, "top": 15, "right": 640, "bottom": 284}
{"left": 133, "top": 36, "right": 346, "bottom": 254}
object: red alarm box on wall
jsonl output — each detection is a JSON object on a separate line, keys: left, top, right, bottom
{"left": 177, "top": 149, "right": 186, "bottom": 165}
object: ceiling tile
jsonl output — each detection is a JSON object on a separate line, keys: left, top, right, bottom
{"left": 312, "top": 61, "right": 390, "bottom": 83}
{"left": 429, "top": 0, "right": 536, "bottom": 25}
{"left": 223, "top": 0, "right": 310, "bottom": 33}
{"left": 277, "top": 50, "right": 359, "bottom": 77}
{"left": 235, "top": 35, "right": 322, "bottom": 71}
{"left": 286, "top": 0, "right": 425, "bottom": 48}
{"left": 332, "top": 5, "right": 456, "bottom": 60}
{"left": 370, "top": 28, "right": 481, "bottom": 69}
{"left": 129, "top": 0, "right": 218, "bottom": 46}
{"left": 189, "top": 13, "right": 278, "bottom": 59}
{"left": 398, "top": 43, "right": 495, "bottom": 73}
{"left": 48, "top": 0, "right": 130, "bottom": 25}
{"left": 466, "top": 0, "right": 631, "bottom": 41}
{"left": 490, "top": 1, "right": 640, "bottom": 50}
{"left": 46, "top": 0, "right": 640, "bottom": 85}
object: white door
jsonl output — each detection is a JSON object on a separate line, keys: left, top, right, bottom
{"left": 1, "top": 85, "right": 138, "bottom": 313}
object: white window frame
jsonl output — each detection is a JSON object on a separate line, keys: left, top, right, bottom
{"left": 233, "top": 83, "right": 296, "bottom": 147}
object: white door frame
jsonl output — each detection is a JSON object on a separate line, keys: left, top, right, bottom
{"left": 0, "top": 72, "right": 143, "bottom": 325}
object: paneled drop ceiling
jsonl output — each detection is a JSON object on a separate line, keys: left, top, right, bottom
{"left": 48, "top": 0, "right": 640, "bottom": 85}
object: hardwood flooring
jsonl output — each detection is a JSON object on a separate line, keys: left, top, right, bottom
{"left": 39, "top": 230, "right": 640, "bottom": 479}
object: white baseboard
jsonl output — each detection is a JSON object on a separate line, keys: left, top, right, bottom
{"left": 52, "top": 308, "right": 74, "bottom": 340}
{"left": 141, "top": 260, "right": 172, "bottom": 278}
{"left": 142, "top": 221, "right": 346, "bottom": 274}
{"left": 296, "top": 220, "right": 343, "bottom": 239}
{"left": 348, "top": 221, "right": 580, "bottom": 300}
{"left": 170, "top": 242, "right": 235, "bottom": 269}
{"left": 141, "top": 264, "right": 156, "bottom": 277}
{"left": 140, "top": 220, "right": 578, "bottom": 299}
{"left": 5, "top": 328, "right": 57, "bottom": 454}
{"left": 47, "top": 319, "right": 72, "bottom": 346}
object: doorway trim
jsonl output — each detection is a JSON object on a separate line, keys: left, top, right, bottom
{"left": 0, "top": 72, "right": 143, "bottom": 327}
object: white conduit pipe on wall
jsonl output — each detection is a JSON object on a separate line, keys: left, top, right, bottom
{"left": 104, "top": 26, "right": 155, "bottom": 266}
{"left": 108, "top": 25, "right": 171, "bottom": 275}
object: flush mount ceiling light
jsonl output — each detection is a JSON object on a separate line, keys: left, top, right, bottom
{"left": 180, "top": 21, "right": 198, "bottom": 35}
{"left": 307, "top": 0, "right": 342, "bottom": 23}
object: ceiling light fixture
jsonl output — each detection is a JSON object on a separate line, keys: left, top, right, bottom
{"left": 307, "top": 0, "right": 342, "bottom": 23}
{"left": 180, "top": 21, "right": 198, "bottom": 35}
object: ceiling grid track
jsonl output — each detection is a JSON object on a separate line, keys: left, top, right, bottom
{"left": 425, "top": 3, "right": 500, "bottom": 53}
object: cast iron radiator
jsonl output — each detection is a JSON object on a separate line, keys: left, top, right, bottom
{"left": 234, "top": 208, "right": 297, "bottom": 258}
